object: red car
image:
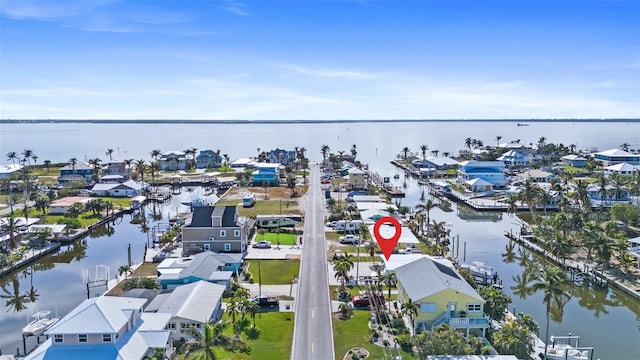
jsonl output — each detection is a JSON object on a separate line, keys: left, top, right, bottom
{"left": 351, "top": 292, "right": 384, "bottom": 307}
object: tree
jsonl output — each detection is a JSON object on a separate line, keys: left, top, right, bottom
{"left": 136, "top": 160, "right": 147, "bottom": 183}
{"left": 6, "top": 151, "right": 18, "bottom": 166}
{"left": 610, "top": 203, "right": 638, "bottom": 226}
{"left": 338, "top": 302, "right": 353, "bottom": 319}
{"left": 478, "top": 285, "right": 511, "bottom": 321}
{"left": 65, "top": 203, "right": 84, "bottom": 219}
{"left": 1, "top": 216, "right": 21, "bottom": 250}
{"left": 180, "top": 320, "right": 231, "bottom": 360}
{"left": 420, "top": 144, "right": 428, "bottom": 159}
{"left": 491, "top": 320, "right": 533, "bottom": 358}
{"left": 321, "top": 144, "right": 330, "bottom": 162}
{"left": 531, "top": 266, "right": 569, "bottom": 360}
{"left": 415, "top": 199, "right": 437, "bottom": 237}
{"left": 505, "top": 194, "right": 520, "bottom": 218}
{"left": 106, "top": 148, "right": 114, "bottom": 160}
{"left": 68, "top": 157, "right": 78, "bottom": 171}
{"left": 34, "top": 195, "right": 50, "bottom": 216}
{"left": 401, "top": 298, "right": 419, "bottom": 335}
{"left": 150, "top": 149, "right": 162, "bottom": 162}
{"left": 401, "top": 146, "right": 410, "bottom": 160}
{"left": 495, "top": 135, "right": 502, "bottom": 147}
{"left": 287, "top": 174, "right": 297, "bottom": 197}
{"left": 118, "top": 265, "right": 132, "bottom": 279}
{"left": 519, "top": 178, "right": 541, "bottom": 224}
{"left": 380, "top": 272, "right": 396, "bottom": 310}
{"left": 43, "top": 160, "right": 52, "bottom": 173}
{"left": 350, "top": 144, "right": 357, "bottom": 159}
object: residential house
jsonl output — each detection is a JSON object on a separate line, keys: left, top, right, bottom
{"left": 394, "top": 257, "right": 489, "bottom": 336}
{"left": 90, "top": 180, "right": 146, "bottom": 197}
{"left": 517, "top": 169, "right": 557, "bottom": 183}
{"left": 196, "top": 150, "right": 222, "bottom": 169}
{"left": 25, "top": 296, "right": 173, "bottom": 360}
{"left": 266, "top": 149, "right": 297, "bottom": 165}
{"left": 182, "top": 206, "right": 249, "bottom": 255}
{"left": 58, "top": 161, "right": 95, "bottom": 183}
{"left": 0, "top": 163, "right": 22, "bottom": 179}
{"left": 604, "top": 163, "right": 639, "bottom": 176}
{"left": 561, "top": 154, "right": 587, "bottom": 168}
{"left": 100, "top": 174, "right": 126, "bottom": 183}
{"left": 102, "top": 160, "right": 131, "bottom": 179}
{"left": 464, "top": 178, "right": 493, "bottom": 193}
{"left": 368, "top": 224, "right": 420, "bottom": 251}
{"left": 158, "top": 151, "right": 187, "bottom": 171}
{"left": 586, "top": 184, "right": 631, "bottom": 205}
{"left": 156, "top": 251, "right": 241, "bottom": 289}
{"left": 457, "top": 161, "right": 506, "bottom": 188}
{"left": 230, "top": 158, "right": 256, "bottom": 169}
{"left": 496, "top": 150, "right": 529, "bottom": 167}
{"left": 497, "top": 142, "right": 535, "bottom": 156}
{"left": 348, "top": 168, "right": 366, "bottom": 189}
{"left": 145, "top": 281, "right": 226, "bottom": 341}
{"left": 251, "top": 163, "right": 281, "bottom": 186}
{"left": 411, "top": 157, "right": 459, "bottom": 170}
{"left": 593, "top": 149, "right": 640, "bottom": 166}
{"left": 49, "top": 196, "right": 93, "bottom": 214}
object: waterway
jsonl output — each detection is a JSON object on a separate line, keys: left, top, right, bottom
{"left": 1, "top": 121, "right": 639, "bottom": 358}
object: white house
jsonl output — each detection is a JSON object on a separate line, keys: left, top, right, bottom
{"left": 593, "top": 149, "right": 640, "bottom": 166}
{"left": 48, "top": 196, "right": 93, "bottom": 214}
{"left": 604, "top": 163, "right": 639, "bottom": 176}
{"left": 145, "top": 281, "right": 226, "bottom": 341}
{"left": 464, "top": 178, "right": 493, "bottom": 193}
{"left": 91, "top": 180, "right": 146, "bottom": 197}
{"left": 0, "top": 163, "right": 22, "bottom": 179}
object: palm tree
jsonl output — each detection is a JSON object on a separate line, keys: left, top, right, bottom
{"left": 1, "top": 216, "right": 21, "bottom": 250}
{"left": 415, "top": 199, "right": 437, "bottom": 237}
{"left": 180, "top": 320, "right": 231, "bottom": 360}
{"left": 380, "top": 272, "right": 396, "bottom": 310}
{"left": 118, "top": 265, "right": 132, "bottom": 279}
{"left": 22, "top": 149, "right": 34, "bottom": 166}
{"left": 420, "top": 144, "right": 428, "bottom": 159}
{"left": 105, "top": 148, "right": 114, "bottom": 160}
{"left": 596, "top": 172, "right": 608, "bottom": 207}
{"left": 150, "top": 149, "right": 162, "bottom": 162}
{"left": 505, "top": 194, "right": 520, "bottom": 218}
{"left": 495, "top": 135, "right": 502, "bottom": 147}
{"left": 135, "top": 160, "right": 147, "bottom": 183}
{"left": 620, "top": 142, "right": 630, "bottom": 152}
{"left": 43, "top": 160, "right": 51, "bottom": 173}
{"left": 88, "top": 158, "right": 102, "bottom": 173}
{"left": 401, "top": 146, "right": 410, "bottom": 160}
{"left": 401, "top": 298, "right": 420, "bottom": 335}
{"left": 321, "top": 144, "right": 330, "bottom": 162}
{"left": 68, "top": 157, "right": 78, "bottom": 171}
{"left": 531, "top": 266, "right": 568, "bottom": 360}
{"left": 245, "top": 300, "right": 259, "bottom": 328}
{"left": 519, "top": 178, "right": 541, "bottom": 224}
{"left": 464, "top": 137, "right": 473, "bottom": 150}
{"left": 6, "top": 151, "right": 18, "bottom": 166}
{"left": 35, "top": 195, "right": 50, "bottom": 216}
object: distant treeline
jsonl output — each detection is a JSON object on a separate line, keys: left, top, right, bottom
{"left": 1, "top": 118, "right": 638, "bottom": 124}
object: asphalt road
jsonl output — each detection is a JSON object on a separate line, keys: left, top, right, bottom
{"left": 291, "top": 165, "right": 335, "bottom": 360}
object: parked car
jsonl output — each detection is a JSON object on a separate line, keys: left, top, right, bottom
{"left": 351, "top": 292, "right": 384, "bottom": 307}
{"left": 252, "top": 240, "right": 272, "bottom": 249}
{"left": 251, "top": 295, "right": 279, "bottom": 307}
{"left": 339, "top": 234, "right": 360, "bottom": 244}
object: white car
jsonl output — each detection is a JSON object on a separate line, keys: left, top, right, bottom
{"left": 339, "top": 235, "right": 360, "bottom": 244}
{"left": 252, "top": 240, "right": 272, "bottom": 249}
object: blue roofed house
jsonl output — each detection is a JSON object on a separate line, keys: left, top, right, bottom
{"left": 252, "top": 163, "right": 281, "bottom": 186}
{"left": 158, "top": 151, "right": 187, "bottom": 171}
{"left": 58, "top": 161, "right": 95, "bottom": 183}
{"left": 593, "top": 149, "right": 640, "bottom": 166}
{"left": 156, "top": 251, "right": 235, "bottom": 290}
{"left": 561, "top": 154, "right": 588, "bottom": 168}
{"left": 196, "top": 150, "right": 222, "bottom": 169}
{"left": 181, "top": 205, "right": 250, "bottom": 255}
{"left": 144, "top": 281, "right": 226, "bottom": 341}
{"left": 25, "top": 296, "right": 173, "bottom": 360}
{"left": 457, "top": 161, "right": 506, "bottom": 188}
{"left": 394, "top": 257, "right": 489, "bottom": 337}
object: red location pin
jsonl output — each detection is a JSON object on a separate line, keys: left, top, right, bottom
{"left": 373, "top": 216, "right": 402, "bottom": 261}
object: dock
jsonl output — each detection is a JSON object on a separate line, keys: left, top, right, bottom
{"left": 0, "top": 243, "right": 61, "bottom": 277}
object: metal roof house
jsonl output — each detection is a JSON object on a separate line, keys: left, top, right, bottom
{"left": 181, "top": 206, "right": 250, "bottom": 256}
{"left": 593, "top": 149, "right": 640, "bottom": 166}
{"left": 457, "top": 161, "right": 506, "bottom": 188}
{"left": 156, "top": 251, "right": 235, "bottom": 290}
{"left": 395, "top": 257, "right": 489, "bottom": 336}
{"left": 25, "top": 296, "right": 173, "bottom": 360}
{"left": 145, "top": 281, "right": 226, "bottom": 341}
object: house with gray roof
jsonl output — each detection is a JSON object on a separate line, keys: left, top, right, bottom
{"left": 145, "top": 281, "right": 226, "bottom": 341}
{"left": 182, "top": 206, "right": 249, "bottom": 255}
{"left": 90, "top": 180, "right": 146, "bottom": 197}
{"left": 156, "top": 251, "right": 235, "bottom": 290}
{"left": 394, "top": 257, "right": 489, "bottom": 336}
{"left": 25, "top": 296, "right": 173, "bottom": 360}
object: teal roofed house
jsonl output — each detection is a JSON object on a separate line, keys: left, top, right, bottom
{"left": 252, "top": 163, "right": 281, "bottom": 186}
{"left": 457, "top": 161, "right": 506, "bottom": 188}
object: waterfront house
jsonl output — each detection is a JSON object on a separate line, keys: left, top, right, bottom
{"left": 517, "top": 169, "right": 556, "bottom": 183}
{"left": 394, "top": 257, "right": 489, "bottom": 336}
{"left": 411, "top": 157, "right": 459, "bottom": 170}
{"left": 457, "top": 161, "right": 506, "bottom": 188}
{"left": 181, "top": 206, "right": 249, "bottom": 255}
{"left": 158, "top": 151, "right": 187, "bottom": 171}
{"left": 145, "top": 281, "right": 226, "bottom": 341}
{"left": 348, "top": 167, "right": 366, "bottom": 189}
{"left": 497, "top": 141, "right": 535, "bottom": 156}
{"left": 351, "top": 195, "right": 383, "bottom": 203}
{"left": 230, "top": 158, "right": 256, "bottom": 169}
{"left": 25, "top": 296, "right": 173, "bottom": 360}
{"left": 0, "top": 163, "right": 22, "bottom": 178}
{"left": 496, "top": 150, "right": 529, "bottom": 167}
{"left": 593, "top": 149, "right": 640, "bottom": 166}
{"left": 266, "top": 149, "right": 297, "bottom": 165}
{"left": 251, "top": 163, "right": 281, "bottom": 186}
{"left": 156, "top": 251, "right": 241, "bottom": 289}
{"left": 58, "top": 161, "right": 95, "bottom": 183}
{"left": 196, "top": 150, "right": 222, "bottom": 169}
{"left": 561, "top": 154, "right": 587, "bottom": 168}
{"left": 586, "top": 183, "right": 631, "bottom": 205}
{"left": 100, "top": 174, "right": 126, "bottom": 183}
{"left": 464, "top": 178, "right": 493, "bottom": 193}
{"left": 102, "top": 160, "right": 131, "bottom": 179}
{"left": 367, "top": 224, "right": 420, "bottom": 250}
{"left": 90, "top": 180, "right": 146, "bottom": 197}
{"left": 604, "top": 163, "right": 639, "bottom": 176}
{"left": 48, "top": 196, "right": 93, "bottom": 214}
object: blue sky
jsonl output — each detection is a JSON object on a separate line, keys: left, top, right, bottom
{"left": 1, "top": 0, "right": 639, "bottom": 120}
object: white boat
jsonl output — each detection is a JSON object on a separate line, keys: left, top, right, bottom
{"left": 460, "top": 261, "right": 498, "bottom": 279}
{"left": 181, "top": 198, "right": 212, "bottom": 207}
{"left": 545, "top": 335, "right": 593, "bottom": 360}
{"left": 22, "top": 311, "right": 59, "bottom": 336}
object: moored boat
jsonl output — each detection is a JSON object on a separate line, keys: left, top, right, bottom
{"left": 544, "top": 335, "right": 593, "bottom": 360}
{"left": 460, "top": 261, "right": 498, "bottom": 280}
{"left": 22, "top": 311, "right": 59, "bottom": 336}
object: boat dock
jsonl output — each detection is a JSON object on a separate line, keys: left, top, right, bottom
{"left": 0, "top": 243, "right": 61, "bottom": 277}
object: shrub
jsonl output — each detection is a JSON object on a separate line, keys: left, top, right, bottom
{"left": 396, "top": 334, "right": 414, "bottom": 352}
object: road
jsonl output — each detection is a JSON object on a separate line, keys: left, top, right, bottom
{"left": 291, "top": 165, "right": 334, "bottom": 360}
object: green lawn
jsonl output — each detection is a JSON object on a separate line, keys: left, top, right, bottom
{"left": 246, "top": 259, "right": 300, "bottom": 285}
{"left": 255, "top": 232, "right": 297, "bottom": 245}
{"left": 333, "top": 310, "right": 416, "bottom": 360}
{"left": 215, "top": 199, "right": 301, "bottom": 218}
{"left": 180, "top": 312, "right": 294, "bottom": 360}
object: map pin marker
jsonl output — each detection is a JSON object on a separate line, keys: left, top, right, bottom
{"left": 373, "top": 216, "right": 402, "bottom": 261}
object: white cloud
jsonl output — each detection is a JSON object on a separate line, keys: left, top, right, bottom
{"left": 220, "top": 1, "right": 249, "bottom": 16}
{"left": 280, "top": 64, "right": 378, "bottom": 80}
